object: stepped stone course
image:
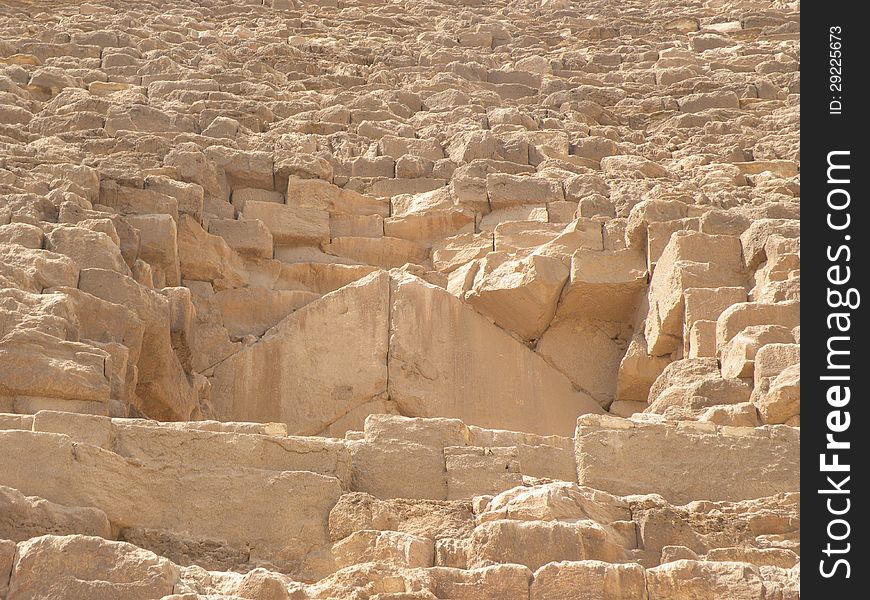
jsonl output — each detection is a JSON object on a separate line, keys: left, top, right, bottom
{"left": 0, "top": 0, "right": 799, "bottom": 596}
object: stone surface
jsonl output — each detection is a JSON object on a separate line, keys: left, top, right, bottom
{"left": 0, "top": 0, "right": 801, "bottom": 594}
{"left": 211, "top": 271, "right": 389, "bottom": 436}
{"left": 389, "top": 273, "right": 603, "bottom": 437}
{"left": 7, "top": 535, "right": 179, "bottom": 600}
{"left": 574, "top": 415, "right": 799, "bottom": 503}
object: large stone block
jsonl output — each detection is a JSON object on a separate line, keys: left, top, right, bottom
{"left": 531, "top": 561, "right": 648, "bottom": 600}
{"left": 242, "top": 200, "right": 330, "bottom": 246}
{"left": 0, "top": 430, "right": 341, "bottom": 572}
{"left": 211, "top": 271, "right": 389, "bottom": 436}
{"left": 574, "top": 415, "right": 799, "bottom": 503}
{"left": 557, "top": 249, "right": 647, "bottom": 322}
{"left": 389, "top": 273, "right": 603, "bottom": 437}
{"left": 0, "top": 485, "right": 111, "bottom": 542}
{"left": 466, "top": 253, "right": 568, "bottom": 341}
{"left": 7, "top": 535, "right": 179, "bottom": 600}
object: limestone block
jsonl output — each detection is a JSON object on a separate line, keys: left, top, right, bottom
{"left": 600, "top": 155, "right": 670, "bottom": 179}
{"left": 431, "top": 232, "right": 492, "bottom": 273}
{"left": 231, "top": 187, "right": 285, "bottom": 213}
{"left": 207, "top": 218, "right": 273, "bottom": 259}
{"left": 0, "top": 485, "right": 112, "bottom": 542}
{"left": 364, "top": 415, "right": 472, "bottom": 449}
{"left": 391, "top": 188, "right": 454, "bottom": 218}
{"left": 547, "top": 200, "right": 578, "bottom": 223}
{"left": 447, "top": 130, "right": 500, "bottom": 163}
{"left": 144, "top": 175, "right": 204, "bottom": 223}
{"left": 384, "top": 209, "right": 475, "bottom": 245}
{"left": 533, "top": 219, "right": 604, "bottom": 260}
{"left": 7, "top": 535, "right": 180, "bottom": 600}
{"left": 683, "top": 287, "right": 747, "bottom": 334}
{"left": 275, "top": 262, "right": 378, "bottom": 295}
{"left": 753, "top": 363, "right": 799, "bottom": 425}
{"left": 531, "top": 561, "right": 648, "bottom": 600}
{"left": 213, "top": 286, "right": 319, "bottom": 338}
{"left": 98, "top": 181, "right": 179, "bottom": 220}
{"left": 287, "top": 177, "right": 390, "bottom": 217}
{"left": 719, "top": 325, "right": 794, "bottom": 379}
{"left": 32, "top": 410, "right": 114, "bottom": 448}
{"left": 616, "top": 336, "right": 671, "bottom": 403}
{"left": 242, "top": 200, "right": 329, "bottom": 246}
{"left": 625, "top": 199, "right": 689, "bottom": 252}
{"left": 332, "top": 530, "right": 434, "bottom": 569}
{"left": 396, "top": 154, "right": 435, "bottom": 179}
{"left": 492, "top": 221, "right": 563, "bottom": 252}
{"left": 740, "top": 219, "right": 800, "bottom": 270}
{"left": 678, "top": 91, "right": 740, "bottom": 113}
{"left": 381, "top": 135, "right": 444, "bottom": 161}
{"left": 78, "top": 268, "right": 197, "bottom": 420}
{"left": 0, "top": 539, "right": 13, "bottom": 599}
{"left": 203, "top": 146, "right": 273, "bottom": 192}
{"left": 646, "top": 560, "right": 766, "bottom": 599}
{"left": 646, "top": 218, "right": 700, "bottom": 267}
{"left": 124, "top": 214, "right": 180, "bottom": 287}
{"left": 429, "top": 564, "right": 531, "bottom": 600}
{"left": 445, "top": 447, "right": 522, "bottom": 500}
{"left": 645, "top": 232, "right": 744, "bottom": 356}
{"left": 716, "top": 301, "right": 800, "bottom": 350}
{"left": 536, "top": 317, "right": 628, "bottom": 408}
{"left": 105, "top": 103, "right": 194, "bottom": 134}
{"left": 557, "top": 249, "right": 646, "bottom": 322}
{"left": 328, "top": 491, "right": 474, "bottom": 543}
{"left": 466, "top": 253, "right": 568, "bottom": 341}
{"left": 686, "top": 319, "right": 717, "bottom": 358}
{"left": 487, "top": 173, "right": 564, "bottom": 208}
{"left": 0, "top": 430, "right": 341, "bottom": 571}
{"left": 368, "top": 177, "right": 446, "bottom": 199}
{"left": 176, "top": 216, "right": 246, "bottom": 288}
{"left": 478, "top": 483, "right": 631, "bottom": 525}
{"left": 570, "top": 136, "right": 620, "bottom": 163}
{"left": 350, "top": 439, "right": 447, "bottom": 500}
{"left": 0, "top": 223, "right": 44, "bottom": 249}
{"left": 45, "top": 226, "right": 129, "bottom": 275}
{"left": 466, "top": 519, "right": 624, "bottom": 571}
{"left": 211, "top": 271, "right": 389, "bottom": 436}
{"left": 0, "top": 289, "right": 112, "bottom": 404}
{"left": 389, "top": 273, "right": 603, "bottom": 437}
{"left": 646, "top": 358, "right": 752, "bottom": 420}
{"left": 330, "top": 214, "right": 384, "bottom": 239}
{"left": 108, "top": 422, "right": 351, "bottom": 486}
{"left": 0, "top": 244, "right": 79, "bottom": 293}
{"left": 754, "top": 343, "right": 800, "bottom": 385}
{"left": 323, "top": 236, "right": 429, "bottom": 268}
{"left": 574, "top": 415, "right": 800, "bottom": 503}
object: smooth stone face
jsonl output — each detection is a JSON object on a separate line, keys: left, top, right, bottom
{"left": 389, "top": 273, "right": 603, "bottom": 437}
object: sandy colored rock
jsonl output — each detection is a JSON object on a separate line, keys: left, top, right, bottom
{"left": 0, "top": 0, "right": 801, "bottom": 593}
{"left": 389, "top": 273, "right": 602, "bottom": 437}
{"left": 531, "top": 561, "right": 648, "bottom": 600}
{"left": 7, "top": 535, "right": 180, "bottom": 600}
{"left": 465, "top": 253, "right": 568, "bottom": 341}
{"left": 211, "top": 271, "right": 388, "bottom": 435}
{"left": 574, "top": 415, "right": 799, "bottom": 503}
{"left": 0, "top": 485, "right": 111, "bottom": 542}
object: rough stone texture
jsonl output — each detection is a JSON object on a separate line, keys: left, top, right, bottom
{"left": 0, "top": 484, "right": 111, "bottom": 542}
{"left": 574, "top": 415, "right": 799, "bottom": 503}
{"left": 0, "top": 0, "right": 801, "bottom": 594}
{"left": 8, "top": 535, "right": 179, "bottom": 600}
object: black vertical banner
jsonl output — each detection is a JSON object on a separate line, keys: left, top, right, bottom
{"left": 803, "top": 4, "right": 866, "bottom": 596}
